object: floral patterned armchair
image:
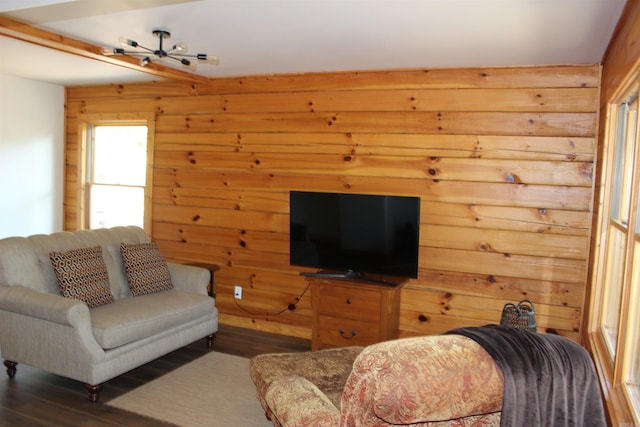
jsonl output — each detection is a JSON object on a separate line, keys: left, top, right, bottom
{"left": 251, "top": 334, "right": 504, "bottom": 427}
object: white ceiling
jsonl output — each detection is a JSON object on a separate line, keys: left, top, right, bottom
{"left": 0, "top": 0, "right": 628, "bottom": 86}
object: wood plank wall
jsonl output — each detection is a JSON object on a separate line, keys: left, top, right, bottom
{"left": 65, "top": 65, "right": 600, "bottom": 342}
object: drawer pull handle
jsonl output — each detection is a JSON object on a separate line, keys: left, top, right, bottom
{"left": 340, "top": 329, "right": 357, "bottom": 339}
{"left": 346, "top": 299, "right": 352, "bottom": 304}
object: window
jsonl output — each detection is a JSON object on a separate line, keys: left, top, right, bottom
{"left": 589, "top": 79, "right": 640, "bottom": 425}
{"left": 78, "top": 115, "right": 155, "bottom": 232}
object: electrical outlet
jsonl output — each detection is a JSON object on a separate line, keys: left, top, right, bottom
{"left": 234, "top": 285, "right": 242, "bottom": 299}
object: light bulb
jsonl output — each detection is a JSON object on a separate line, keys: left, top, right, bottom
{"left": 103, "top": 48, "right": 125, "bottom": 56}
{"left": 182, "top": 59, "right": 198, "bottom": 71}
{"left": 197, "top": 54, "right": 219, "bottom": 65}
{"left": 119, "top": 36, "right": 138, "bottom": 47}
{"left": 172, "top": 42, "right": 187, "bottom": 53}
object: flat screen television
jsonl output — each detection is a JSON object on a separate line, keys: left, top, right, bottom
{"left": 290, "top": 191, "right": 420, "bottom": 284}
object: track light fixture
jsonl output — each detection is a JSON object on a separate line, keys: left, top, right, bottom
{"left": 103, "top": 30, "right": 219, "bottom": 70}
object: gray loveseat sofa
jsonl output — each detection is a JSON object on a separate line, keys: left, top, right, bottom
{"left": 0, "top": 226, "right": 218, "bottom": 402}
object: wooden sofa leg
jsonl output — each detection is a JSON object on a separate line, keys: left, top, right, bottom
{"left": 4, "top": 360, "right": 17, "bottom": 378}
{"left": 86, "top": 383, "right": 103, "bottom": 403}
{"left": 207, "top": 333, "right": 216, "bottom": 349}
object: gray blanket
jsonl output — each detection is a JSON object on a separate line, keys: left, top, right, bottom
{"left": 447, "top": 325, "right": 606, "bottom": 427}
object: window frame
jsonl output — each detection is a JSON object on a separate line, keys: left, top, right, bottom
{"left": 587, "top": 71, "right": 640, "bottom": 426}
{"left": 77, "top": 113, "right": 156, "bottom": 234}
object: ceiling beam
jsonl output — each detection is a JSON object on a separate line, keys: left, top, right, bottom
{"left": 0, "top": 16, "right": 209, "bottom": 84}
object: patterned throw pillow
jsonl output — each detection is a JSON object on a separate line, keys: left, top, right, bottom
{"left": 120, "top": 242, "right": 173, "bottom": 296}
{"left": 50, "top": 246, "right": 115, "bottom": 308}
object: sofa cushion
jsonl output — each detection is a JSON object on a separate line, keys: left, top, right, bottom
{"left": 90, "top": 289, "right": 214, "bottom": 349}
{"left": 50, "top": 246, "right": 115, "bottom": 308}
{"left": 250, "top": 346, "right": 364, "bottom": 416}
{"left": 120, "top": 242, "right": 173, "bottom": 296}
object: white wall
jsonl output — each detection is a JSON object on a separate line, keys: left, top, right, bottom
{"left": 0, "top": 74, "right": 64, "bottom": 238}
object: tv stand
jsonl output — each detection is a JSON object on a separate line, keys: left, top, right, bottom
{"left": 303, "top": 271, "right": 408, "bottom": 350}
{"left": 300, "top": 270, "right": 402, "bottom": 287}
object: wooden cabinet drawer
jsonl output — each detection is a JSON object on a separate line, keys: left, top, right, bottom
{"left": 317, "top": 315, "right": 379, "bottom": 348}
{"left": 309, "top": 275, "right": 406, "bottom": 350}
{"left": 317, "top": 284, "right": 381, "bottom": 321}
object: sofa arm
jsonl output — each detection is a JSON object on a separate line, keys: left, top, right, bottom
{"left": 167, "top": 263, "right": 210, "bottom": 295}
{"left": 341, "top": 334, "right": 504, "bottom": 425}
{"left": 0, "top": 285, "right": 105, "bottom": 378}
{"left": 265, "top": 375, "right": 341, "bottom": 427}
{"left": 0, "top": 286, "right": 90, "bottom": 327}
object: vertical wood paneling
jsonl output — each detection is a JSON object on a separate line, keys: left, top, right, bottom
{"left": 65, "top": 65, "right": 599, "bottom": 341}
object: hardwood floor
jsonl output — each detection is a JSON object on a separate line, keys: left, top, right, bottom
{"left": 0, "top": 324, "right": 310, "bottom": 426}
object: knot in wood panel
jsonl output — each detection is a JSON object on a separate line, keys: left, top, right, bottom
{"left": 504, "top": 172, "right": 522, "bottom": 184}
{"left": 479, "top": 242, "right": 492, "bottom": 251}
{"left": 581, "top": 163, "right": 593, "bottom": 180}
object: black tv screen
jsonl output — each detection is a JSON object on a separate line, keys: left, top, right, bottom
{"left": 290, "top": 191, "right": 420, "bottom": 280}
